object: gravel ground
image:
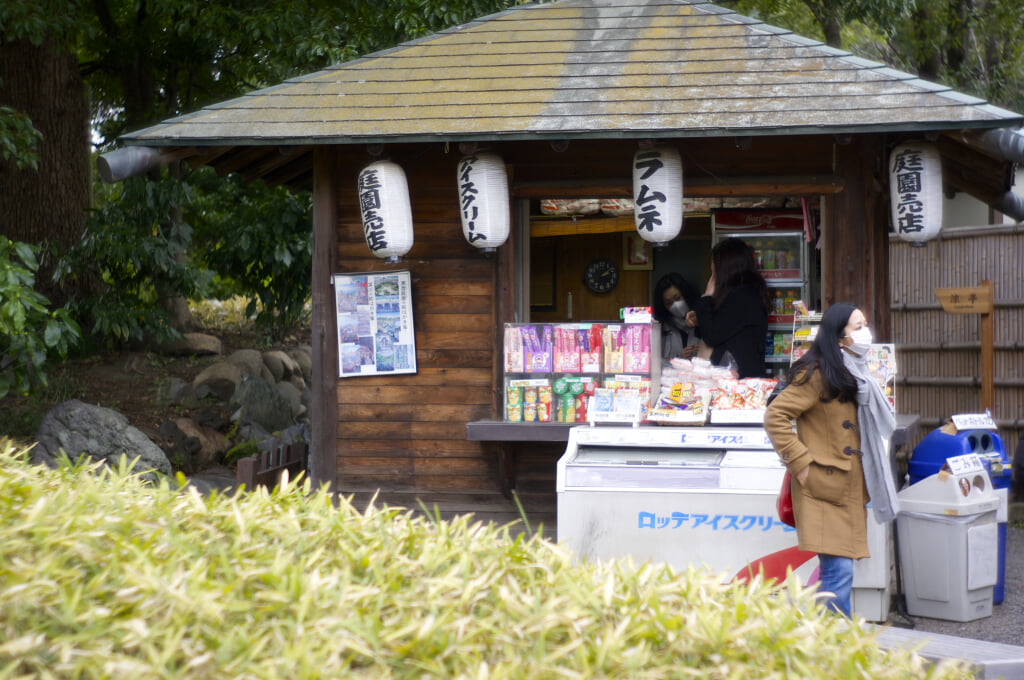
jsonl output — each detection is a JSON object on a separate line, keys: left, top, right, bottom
{"left": 885, "top": 524, "right": 1023, "bottom": 647}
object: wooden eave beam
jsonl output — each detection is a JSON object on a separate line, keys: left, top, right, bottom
{"left": 241, "top": 146, "right": 313, "bottom": 183}
{"left": 262, "top": 155, "right": 314, "bottom": 190}
{"left": 212, "top": 146, "right": 279, "bottom": 177}
{"left": 512, "top": 175, "right": 844, "bottom": 199}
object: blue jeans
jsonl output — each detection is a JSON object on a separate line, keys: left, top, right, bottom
{"left": 818, "top": 554, "right": 854, "bottom": 617}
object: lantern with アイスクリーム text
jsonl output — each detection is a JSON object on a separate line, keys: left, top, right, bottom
{"left": 457, "top": 152, "right": 509, "bottom": 252}
{"left": 889, "top": 142, "right": 943, "bottom": 246}
{"left": 632, "top": 146, "right": 683, "bottom": 247}
{"left": 357, "top": 160, "right": 414, "bottom": 263}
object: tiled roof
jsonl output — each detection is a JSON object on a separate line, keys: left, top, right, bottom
{"left": 123, "top": 0, "right": 1021, "bottom": 147}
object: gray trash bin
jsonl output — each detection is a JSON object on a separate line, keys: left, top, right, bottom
{"left": 896, "top": 465, "right": 1000, "bottom": 622}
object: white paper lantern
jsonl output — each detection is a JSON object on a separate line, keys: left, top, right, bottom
{"left": 632, "top": 146, "right": 683, "bottom": 246}
{"left": 357, "top": 160, "right": 414, "bottom": 263}
{"left": 457, "top": 152, "right": 509, "bottom": 252}
{"left": 889, "top": 142, "right": 943, "bottom": 245}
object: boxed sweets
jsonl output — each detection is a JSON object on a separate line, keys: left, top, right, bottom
{"left": 505, "top": 377, "right": 553, "bottom": 423}
{"left": 601, "top": 324, "right": 651, "bottom": 374}
{"left": 503, "top": 324, "right": 553, "bottom": 374}
{"left": 552, "top": 376, "right": 596, "bottom": 423}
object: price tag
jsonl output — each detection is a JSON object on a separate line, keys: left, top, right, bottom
{"left": 951, "top": 413, "right": 997, "bottom": 431}
{"left": 946, "top": 453, "right": 986, "bottom": 476}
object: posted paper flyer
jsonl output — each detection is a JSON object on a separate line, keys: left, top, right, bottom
{"left": 333, "top": 270, "right": 417, "bottom": 377}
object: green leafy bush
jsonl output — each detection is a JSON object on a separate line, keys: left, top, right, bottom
{"left": 0, "top": 237, "right": 81, "bottom": 398}
{"left": 187, "top": 169, "right": 312, "bottom": 338}
{"left": 58, "top": 174, "right": 208, "bottom": 346}
{"left": 0, "top": 442, "right": 972, "bottom": 679}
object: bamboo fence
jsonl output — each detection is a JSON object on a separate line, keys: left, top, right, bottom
{"left": 889, "top": 224, "right": 1024, "bottom": 457}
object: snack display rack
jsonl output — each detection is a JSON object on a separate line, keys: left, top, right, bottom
{"left": 791, "top": 310, "right": 823, "bottom": 364}
{"left": 502, "top": 322, "right": 660, "bottom": 424}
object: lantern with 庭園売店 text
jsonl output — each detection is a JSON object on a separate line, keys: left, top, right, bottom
{"left": 357, "top": 160, "right": 414, "bottom": 263}
{"left": 457, "top": 152, "right": 509, "bottom": 252}
{"left": 889, "top": 141, "right": 943, "bottom": 246}
{"left": 632, "top": 146, "right": 683, "bottom": 247}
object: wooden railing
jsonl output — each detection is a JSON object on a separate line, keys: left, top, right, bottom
{"left": 236, "top": 442, "right": 308, "bottom": 491}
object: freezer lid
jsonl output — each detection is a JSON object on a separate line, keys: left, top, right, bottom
{"left": 567, "top": 425, "right": 774, "bottom": 450}
{"left": 571, "top": 445, "right": 724, "bottom": 467}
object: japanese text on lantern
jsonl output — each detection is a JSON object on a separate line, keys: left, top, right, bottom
{"left": 458, "top": 156, "right": 485, "bottom": 243}
{"left": 891, "top": 148, "right": 926, "bottom": 235}
{"left": 358, "top": 168, "right": 389, "bottom": 252}
{"left": 634, "top": 151, "right": 667, "bottom": 233}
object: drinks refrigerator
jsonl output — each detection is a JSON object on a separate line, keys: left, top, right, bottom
{"left": 711, "top": 209, "right": 814, "bottom": 377}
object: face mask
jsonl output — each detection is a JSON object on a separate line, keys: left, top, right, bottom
{"left": 670, "top": 299, "right": 690, "bottom": 319}
{"left": 846, "top": 326, "right": 873, "bottom": 355}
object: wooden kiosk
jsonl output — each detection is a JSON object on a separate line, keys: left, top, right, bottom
{"left": 117, "top": 0, "right": 1023, "bottom": 526}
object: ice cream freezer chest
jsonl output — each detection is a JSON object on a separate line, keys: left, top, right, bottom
{"left": 556, "top": 425, "right": 891, "bottom": 619}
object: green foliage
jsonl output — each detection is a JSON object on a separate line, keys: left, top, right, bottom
{"left": 187, "top": 169, "right": 312, "bottom": 337}
{"left": 0, "top": 105, "right": 43, "bottom": 171}
{"left": 56, "top": 173, "right": 210, "bottom": 347}
{"left": 223, "top": 439, "right": 258, "bottom": 466}
{"left": 0, "top": 443, "right": 975, "bottom": 679}
{"left": 0, "top": 237, "right": 81, "bottom": 399}
{"left": 0, "top": 0, "right": 79, "bottom": 46}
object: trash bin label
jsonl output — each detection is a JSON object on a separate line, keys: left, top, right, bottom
{"left": 967, "top": 522, "right": 998, "bottom": 590}
{"left": 951, "top": 413, "right": 997, "bottom": 430}
{"left": 947, "top": 453, "right": 986, "bottom": 476}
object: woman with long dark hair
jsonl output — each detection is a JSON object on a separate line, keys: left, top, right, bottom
{"left": 652, "top": 272, "right": 701, "bottom": 362}
{"left": 763, "top": 302, "right": 899, "bottom": 618}
{"left": 693, "top": 237, "right": 769, "bottom": 378}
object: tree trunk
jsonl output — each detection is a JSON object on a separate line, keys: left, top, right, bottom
{"left": 912, "top": 5, "right": 943, "bottom": 81}
{"left": 0, "top": 36, "right": 91, "bottom": 306}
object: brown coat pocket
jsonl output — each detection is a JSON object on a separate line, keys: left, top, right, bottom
{"left": 803, "top": 463, "right": 848, "bottom": 506}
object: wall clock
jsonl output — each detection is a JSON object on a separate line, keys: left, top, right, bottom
{"left": 584, "top": 258, "right": 619, "bottom": 294}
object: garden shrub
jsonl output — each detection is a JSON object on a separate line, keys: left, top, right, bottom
{"left": 0, "top": 441, "right": 972, "bottom": 679}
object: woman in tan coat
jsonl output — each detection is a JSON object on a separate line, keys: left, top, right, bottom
{"left": 763, "top": 302, "right": 880, "bottom": 617}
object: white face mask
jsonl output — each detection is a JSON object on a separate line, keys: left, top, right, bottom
{"left": 669, "top": 299, "right": 690, "bottom": 319}
{"left": 846, "top": 326, "right": 873, "bottom": 355}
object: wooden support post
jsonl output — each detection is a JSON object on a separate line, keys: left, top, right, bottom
{"left": 980, "top": 280, "right": 995, "bottom": 412}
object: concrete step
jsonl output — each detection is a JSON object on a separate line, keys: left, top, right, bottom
{"left": 873, "top": 626, "right": 1024, "bottom": 679}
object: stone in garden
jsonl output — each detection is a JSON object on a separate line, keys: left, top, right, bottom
{"left": 156, "top": 332, "right": 223, "bottom": 356}
{"left": 276, "top": 381, "right": 304, "bottom": 419}
{"left": 261, "top": 350, "right": 298, "bottom": 382}
{"left": 33, "top": 400, "right": 172, "bottom": 481}
{"left": 226, "top": 349, "right": 264, "bottom": 377}
{"left": 192, "top": 361, "right": 243, "bottom": 401}
{"left": 230, "top": 376, "right": 295, "bottom": 433}
{"left": 288, "top": 348, "right": 312, "bottom": 381}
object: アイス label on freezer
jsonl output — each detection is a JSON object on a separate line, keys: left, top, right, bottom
{"left": 570, "top": 425, "right": 773, "bottom": 450}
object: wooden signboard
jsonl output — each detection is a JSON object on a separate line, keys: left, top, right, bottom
{"left": 933, "top": 285, "right": 993, "bottom": 314}
{"left": 934, "top": 281, "right": 994, "bottom": 410}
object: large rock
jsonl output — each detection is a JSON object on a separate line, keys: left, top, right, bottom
{"left": 172, "top": 417, "right": 231, "bottom": 470}
{"left": 288, "top": 348, "right": 312, "bottom": 381}
{"left": 192, "top": 361, "right": 243, "bottom": 401}
{"left": 33, "top": 400, "right": 172, "bottom": 481}
{"left": 156, "top": 332, "right": 223, "bottom": 356}
{"left": 229, "top": 376, "right": 295, "bottom": 433}
{"left": 261, "top": 350, "right": 299, "bottom": 382}
{"left": 226, "top": 349, "right": 264, "bottom": 377}
{"left": 276, "top": 381, "right": 304, "bottom": 419}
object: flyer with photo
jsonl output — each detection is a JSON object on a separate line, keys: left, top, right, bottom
{"left": 333, "top": 270, "right": 417, "bottom": 377}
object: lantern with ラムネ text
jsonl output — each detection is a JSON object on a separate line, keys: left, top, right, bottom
{"left": 457, "top": 152, "right": 509, "bottom": 252}
{"left": 357, "top": 160, "right": 414, "bottom": 263}
{"left": 889, "top": 141, "right": 943, "bottom": 245}
{"left": 632, "top": 146, "right": 683, "bottom": 247}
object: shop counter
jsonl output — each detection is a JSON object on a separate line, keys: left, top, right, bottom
{"left": 467, "top": 414, "right": 920, "bottom": 496}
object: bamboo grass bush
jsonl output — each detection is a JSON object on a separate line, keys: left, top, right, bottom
{"left": 0, "top": 440, "right": 972, "bottom": 679}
